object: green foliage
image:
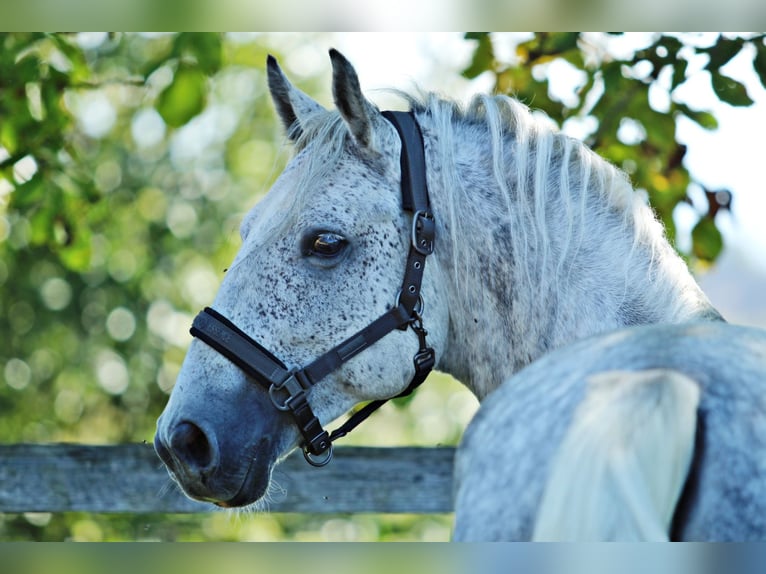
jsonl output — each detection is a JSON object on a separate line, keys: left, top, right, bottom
{"left": 155, "top": 65, "right": 205, "bottom": 127}
{"left": 709, "top": 70, "right": 754, "bottom": 106}
{"left": 462, "top": 32, "right": 763, "bottom": 266}
{"left": 155, "top": 33, "right": 222, "bottom": 127}
{"left": 754, "top": 43, "right": 766, "bottom": 88}
{"left": 691, "top": 217, "right": 724, "bottom": 262}
{"left": 0, "top": 32, "right": 278, "bottom": 539}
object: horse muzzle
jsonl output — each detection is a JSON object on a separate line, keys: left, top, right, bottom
{"left": 154, "top": 416, "right": 275, "bottom": 508}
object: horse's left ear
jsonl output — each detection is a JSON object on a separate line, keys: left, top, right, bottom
{"left": 329, "top": 49, "right": 380, "bottom": 150}
{"left": 267, "top": 54, "right": 325, "bottom": 141}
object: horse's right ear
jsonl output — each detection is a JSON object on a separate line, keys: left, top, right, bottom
{"left": 266, "top": 55, "right": 325, "bottom": 141}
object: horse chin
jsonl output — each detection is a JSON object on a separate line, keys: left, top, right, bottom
{"left": 164, "top": 457, "right": 269, "bottom": 509}
{"left": 159, "top": 435, "right": 279, "bottom": 509}
{"left": 212, "top": 464, "right": 272, "bottom": 509}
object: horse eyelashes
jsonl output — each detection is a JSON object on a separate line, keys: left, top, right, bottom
{"left": 306, "top": 232, "right": 348, "bottom": 258}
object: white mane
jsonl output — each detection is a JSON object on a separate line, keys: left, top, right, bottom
{"left": 278, "top": 88, "right": 715, "bottom": 383}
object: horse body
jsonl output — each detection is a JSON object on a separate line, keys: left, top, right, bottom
{"left": 453, "top": 322, "right": 766, "bottom": 540}
{"left": 154, "top": 50, "right": 765, "bottom": 539}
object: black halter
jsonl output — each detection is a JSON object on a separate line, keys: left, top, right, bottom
{"left": 189, "top": 111, "right": 436, "bottom": 466}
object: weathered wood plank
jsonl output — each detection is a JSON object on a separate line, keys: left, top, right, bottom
{"left": 0, "top": 444, "right": 455, "bottom": 514}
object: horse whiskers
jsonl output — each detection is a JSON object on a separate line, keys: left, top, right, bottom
{"left": 257, "top": 470, "right": 289, "bottom": 512}
{"left": 156, "top": 476, "right": 180, "bottom": 500}
{"left": 225, "top": 473, "right": 287, "bottom": 517}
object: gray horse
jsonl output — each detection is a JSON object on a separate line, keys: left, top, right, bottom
{"left": 454, "top": 322, "right": 766, "bottom": 540}
{"left": 154, "top": 49, "right": 766, "bottom": 540}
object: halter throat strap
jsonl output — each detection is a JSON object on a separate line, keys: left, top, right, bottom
{"left": 189, "top": 111, "right": 435, "bottom": 466}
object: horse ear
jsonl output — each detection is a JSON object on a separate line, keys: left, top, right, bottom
{"left": 266, "top": 54, "right": 325, "bottom": 141}
{"left": 329, "top": 49, "right": 379, "bottom": 150}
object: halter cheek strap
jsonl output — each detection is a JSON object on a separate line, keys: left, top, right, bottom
{"left": 189, "top": 111, "right": 435, "bottom": 467}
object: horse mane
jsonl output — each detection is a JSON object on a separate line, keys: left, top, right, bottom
{"left": 403, "top": 90, "right": 677, "bottom": 330}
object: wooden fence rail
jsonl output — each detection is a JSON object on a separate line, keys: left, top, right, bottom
{"left": 0, "top": 444, "right": 455, "bottom": 514}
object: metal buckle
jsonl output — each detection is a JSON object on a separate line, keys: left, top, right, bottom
{"left": 268, "top": 370, "right": 310, "bottom": 412}
{"left": 411, "top": 210, "right": 435, "bottom": 255}
{"left": 413, "top": 346, "right": 436, "bottom": 374}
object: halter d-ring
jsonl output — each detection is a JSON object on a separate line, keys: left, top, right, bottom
{"left": 395, "top": 290, "right": 424, "bottom": 317}
{"left": 303, "top": 442, "right": 333, "bottom": 467}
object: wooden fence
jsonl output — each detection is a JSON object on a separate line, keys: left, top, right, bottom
{"left": 0, "top": 444, "right": 455, "bottom": 514}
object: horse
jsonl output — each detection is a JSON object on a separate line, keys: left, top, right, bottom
{"left": 153, "top": 49, "right": 766, "bottom": 540}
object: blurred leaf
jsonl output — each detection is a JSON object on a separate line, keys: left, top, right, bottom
{"left": 8, "top": 172, "right": 46, "bottom": 209}
{"left": 11, "top": 50, "right": 42, "bottom": 83}
{"left": 674, "top": 103, "right": 718, "bottom": 130}
{"left": 462, "top": 32, "right": 494, "bottom": 79}
{"left": 28, "top": 201, "right": 56, "bottom": 246}
{"left": 658, "top": 35, "right": 684, "bottom": 58}
{"left": 59, "top": 225, "right": 92, "bottom": 272}
{"left": 601, "top": 59, "right": 626, "bottom": 93}
{"left": 691, "top": 217, "right": 724, "bottom": 262}
{"left": 640, "top": 108, "right": 677, "bottom": 154}
{"left": 175, "top": 33, "right": 223, "bottom": 75}
{"left": 48, "top": 34, "right": 90, "bottom": 83}
{"left": 703, "top": 35, "right": 745, "bottom": 72}
{"left": 710, "top": 70, "right": 754, "bottom": 106}
{"left": 0, "top": 120, "right": 20, "bottom": 154}
{"left": 542, "top": 32, "right": 579, "bottom": 55}
{"left": 518, "top": 33, "right": 580, "bottom": 63}
{"left": 671, "top": 58, "right": 688, "bottom": 91}
{"left": 754, "top": 42, "right": 766, "bottom": 90}
{"left": 156, "top": 64, "right": 207, "bottom": 127}
{"left": 561, "top": 48, "right": 585, "bottom": 70}
{"left": 40, "top": 70, "right": 70, "bottom": 130}
{"left": 139, "top": 35, "right": 177, "bottom": 78}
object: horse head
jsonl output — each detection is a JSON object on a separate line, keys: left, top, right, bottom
{"left": 154, "top": 50, "right": 449, "bottom": 507}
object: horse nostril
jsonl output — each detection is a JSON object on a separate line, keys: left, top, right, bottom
{"left": 169, "top": 421, "right": 215, "bottom": 472}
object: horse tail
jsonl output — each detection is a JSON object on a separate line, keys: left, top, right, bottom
{"left": 532, "top": 368, "right": 700, "bottom": 541}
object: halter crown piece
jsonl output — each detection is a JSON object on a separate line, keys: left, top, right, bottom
{"left": 189, "top": 111, "right": 436, "bottom": 466}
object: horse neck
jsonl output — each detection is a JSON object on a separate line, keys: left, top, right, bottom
{"left": 422, "top": 103, "right": 721, "bottom": 400}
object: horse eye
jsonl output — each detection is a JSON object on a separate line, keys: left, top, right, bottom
{"left": 308, "top": 233, "right": 347, "bottom": 258}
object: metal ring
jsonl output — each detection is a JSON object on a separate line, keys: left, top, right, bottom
{"left": 395, "top": 289, "right": 424, "bottom": 316}
{"left": 268, "top": 382, "right": 292, "bottom": 412}
{"left": 303, "top": 443, "right": 333, "bottom": 467}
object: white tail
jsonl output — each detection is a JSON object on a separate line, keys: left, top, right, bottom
{"left": 532, "top": 369, "right": 700, "bottom": 541}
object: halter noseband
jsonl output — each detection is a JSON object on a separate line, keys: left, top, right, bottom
{"left": 189, "top": 111, "right": 436, "bottom": 467}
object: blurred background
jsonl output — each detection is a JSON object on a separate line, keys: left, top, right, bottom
{"left": 1, "top": 32, "right": 764, "bottom": 541}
